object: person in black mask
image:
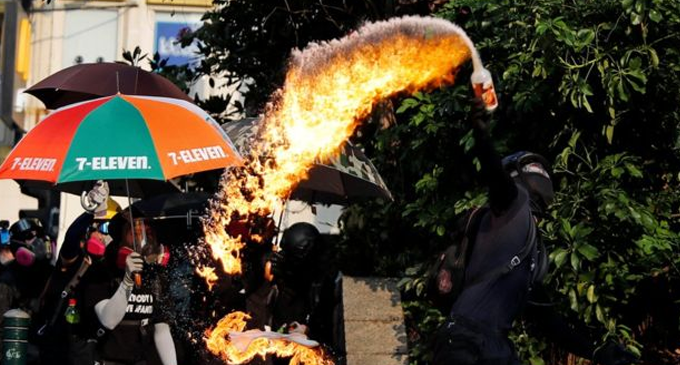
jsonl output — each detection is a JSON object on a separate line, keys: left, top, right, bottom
{"left": 79, "top": 212, "right": 177, "bottom": 365}
{"left": 6, "top": 218, "right": 54, "bottom": 311}
{"left": 432, "top": 99, "right": 637, "bottom": 365}
{"left": 34, "top": 197, "right": 121, "bottom": 365}
{"left": 268, "top": 222, "right": 343, "bottom": 357}
{"left": 0, "top": 218, "right": 54, "bottom": 364}
{"left": 0, "top": 220, "right": 19, "bottom": 356}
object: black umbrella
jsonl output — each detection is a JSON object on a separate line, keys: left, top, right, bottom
{"left": 222, "top": 118, "right": 392, "bottom": 205}
{"left": 131, "top": 191, "right": 211, "bottom": 218}
{"left": 25, "top": 62, "right": 192, "bottom": 109}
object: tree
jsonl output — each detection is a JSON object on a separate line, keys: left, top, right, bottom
{"left": 172, "top": 0, "right": 680, "bottom": 363}
{"left": 177, "top": 0, "right": 441, "bottom": 116}
{"left": 349, "top": 0, "right": 680, "bottom": 364}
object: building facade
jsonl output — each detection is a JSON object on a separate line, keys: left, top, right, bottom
{"left": 0, "top": 0, "right": 223, "bottom": 243}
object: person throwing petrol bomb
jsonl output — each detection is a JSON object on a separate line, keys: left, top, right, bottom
{"left": 80, "top": 211, "right": 177, "bottom": 365}
{"left": 431, "top": 98, "right": 638, "bottom": 365}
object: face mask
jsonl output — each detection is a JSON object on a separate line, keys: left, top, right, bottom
{"left": 15, "top": 246, "right": 35, "bottom": 266}
{"left": 86, "top": 236, "right": 106, "bottom": 257}
{"left": 116, "top": 246, "right": 134, "bottom": 270}
{"left": 31, "top": 238, "right": 51, "bottom": 262}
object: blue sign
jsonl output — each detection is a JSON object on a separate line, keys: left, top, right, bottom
{"left": 155, "top": 22, "right": 201, "bottom": 67}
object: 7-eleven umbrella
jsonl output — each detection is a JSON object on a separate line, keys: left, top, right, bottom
{"left": 0, "top": 94, "right": 242, "bottom": 196}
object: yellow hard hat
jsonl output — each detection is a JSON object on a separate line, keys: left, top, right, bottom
{"left": 94, "top": 198, "right": 122, "bottom": 220}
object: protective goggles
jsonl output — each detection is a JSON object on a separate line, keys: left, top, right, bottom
{"left": 0, "top": 229, "right": 9, "bottom": 246}
{"left": 97, "top": 221, "right": 110, "bottom": 235}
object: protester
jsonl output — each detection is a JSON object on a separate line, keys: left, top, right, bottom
{"left": 79, "top": 211, "right": 177, "bottom": 365}
{"left": 268, "top": 222, "right": 343, "bottom": 356}
{"left": 0, "top": 218, "right": 54, "bottom": 364}
{"left": 0, "top": 220, "right": 19, "bottom": 356}
{"left": 431, "top": 99, "right": 637, "bottom": 365}
{"left": 35, "top": 189, "right": 121, "bottom": 365}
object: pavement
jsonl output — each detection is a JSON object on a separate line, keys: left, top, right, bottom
{"left": 342, "top": 276, "right": 408, "bottom": 365}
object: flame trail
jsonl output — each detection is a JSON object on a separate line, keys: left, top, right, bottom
{"left": 200, "top": 15, "right": 478, "bottom": 364}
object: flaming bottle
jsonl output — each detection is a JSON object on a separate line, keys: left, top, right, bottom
{"left": 471, "top": 67, "right": 498, "bottom": 111}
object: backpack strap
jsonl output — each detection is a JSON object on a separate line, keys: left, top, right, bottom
{"left": 37, "top": 255, "right": 92, "bottom": 336}
{"left": 462, "top": 206, "right": 489, "bottom": 262}
{"left": 464, "top": 214, "right": 537, "bottom": 288}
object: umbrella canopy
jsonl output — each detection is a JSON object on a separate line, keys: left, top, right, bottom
{"left": 25, "top": 63, "right": 192, "bottom": 109}
{"left": 222, "top": 118, "right": 392, "bottom": 205}
{"left": 0, "top": 95, "right": 242, "bottom": 196}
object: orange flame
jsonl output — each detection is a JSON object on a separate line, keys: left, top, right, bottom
{"left": 205, "top": 312, "right": 335, "bottom": 365}
{"left": 200, "top": 16, "right": 472, "bottom": 277}
{"left": 200, "top": 15, "right": 475, "bottom": 364}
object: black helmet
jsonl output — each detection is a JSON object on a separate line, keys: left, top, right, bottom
{"left": 280, "top": 222, "right": 320, "bottom": 264}
{"left": 502, "top": 151, "right": 554, "bottom": 211}
{"left": 10, "top": 218, "right": 41, "bottom": 242}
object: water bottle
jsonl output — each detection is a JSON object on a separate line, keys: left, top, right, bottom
{"left": 64, "top": 299, "right": 80, "bottom": 324}
{"left": 471, "top": 67, "right": 498, "bottom": 111}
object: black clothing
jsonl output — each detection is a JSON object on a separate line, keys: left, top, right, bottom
{"left": 35, "top": 255, "right": 113, "bottom": 365}
{"left": 435, "top": 105, "right": 539, "bottom": 364}
{"left": 81, "top": 266, "right": 170, "bottom": 365}
{"left": 434, "top": 103, "right": 608, "bottom": 365}
{"left": 434, "top": 316, "right": 520, "bottom": 365}
{"left": 451, "top": 187, "right": 535, "bottom": 330}
{"left": 59, "top": 212, "right": 94, "bottom": 261}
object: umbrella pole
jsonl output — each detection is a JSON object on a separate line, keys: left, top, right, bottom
{"left": 125, "top": 178, "right": 142, "bottom": 287}
{"left": 124, "top": 178, "right": 138, "bottom": 252}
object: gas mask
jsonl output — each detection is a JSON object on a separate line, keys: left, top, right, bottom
{"left": 86, "top": 221, "right": 113, "bottom": 258}
{"left": 13, "top": 237, "right": 52, "bottom": 266}
{"left": 15, "top": 246, "right": 35, "bottom": 266}
{"left": 31, "top": 237, "right": 52, "bottom": 262}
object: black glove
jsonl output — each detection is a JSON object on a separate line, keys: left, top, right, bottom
{"left": 593, "top": 341, "right": 638, "bottom": 365}
{"left": 268, "top": 251, "right": 289, "bottom": 280}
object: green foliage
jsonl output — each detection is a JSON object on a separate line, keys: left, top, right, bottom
{"left": 175, "top": 0, "right": 680, "bottom": 363}
{"left": 341, "top": 0, "right": 680, "bottom": 364}
{"left": 544, "top": 135, "right": 679, "bottom": 360}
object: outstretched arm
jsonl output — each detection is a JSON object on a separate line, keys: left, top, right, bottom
{"left": 469, "top": 99, "right": 517, "bottom": 214}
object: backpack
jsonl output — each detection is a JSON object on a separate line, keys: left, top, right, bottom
{"left": 425, "top": 207, "right": 487, "bottom": 313}
{"left": 426, "top": 206, "right": 547, "bottom": 313}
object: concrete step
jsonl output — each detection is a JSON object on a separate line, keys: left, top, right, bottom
{"left": 342, "top": 277, "right": 408, "bottom": 365}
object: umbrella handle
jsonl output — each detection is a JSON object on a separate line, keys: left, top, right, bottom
{"left": 80, "top": 191, "right": 99, "bottom": 212}
{"left": 134, "top": 272, "right": 142, "bottom": 288}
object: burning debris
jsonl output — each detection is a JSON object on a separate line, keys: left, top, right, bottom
{"left": 205, "top": 312, "right": 334, "bottom": 365}
{"left": 198, "top": 15, "right": 482, "bottom": 364}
